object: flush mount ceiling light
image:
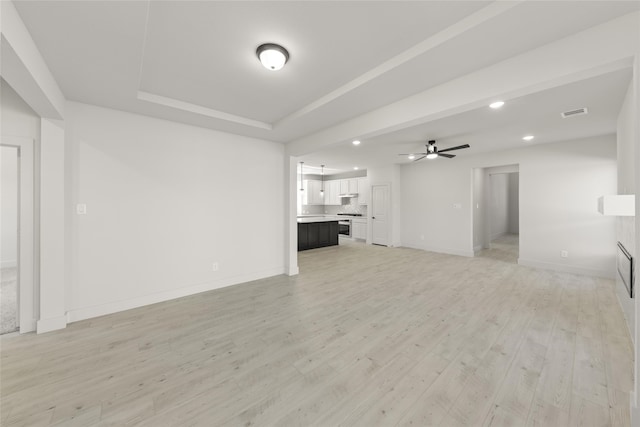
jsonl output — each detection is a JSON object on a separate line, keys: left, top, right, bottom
{"left": 353, "top": 166, "right": 359, "bottom": 170}
{"left": 489, "top": 101, "right": 505, "bottom": 109}
{"left": 408, "top": 154, "right": 416, "bottom": 160}
{"left": 522, "top": 135, "right": 535, "bottom": 141}
{"left": 352, "top": 140, "right": 361, "bottom": 146}
{"left": 256, "top": 43, "right": 289, "bottom": 71}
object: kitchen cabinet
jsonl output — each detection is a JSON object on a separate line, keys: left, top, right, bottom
{"left": 298, "top": 220, "right": 339, "bottom": 251}
{"left": 340, "top": 178, "right": 358, "bottom": 194}
{"left": 352, "top": 219, "right": 367, "bottom": 240}
{"left": 303, "top": 180, "right": 324, "bottom": 205}
{"left": 325, "top": 180, "right": 341, "bottom": 205}
{"left": 357, "top": 177, "right": 369, "bottom": 205}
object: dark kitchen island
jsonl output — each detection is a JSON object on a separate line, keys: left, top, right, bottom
{"left": 297, "top": 217, "right": 339, "bottom": 251}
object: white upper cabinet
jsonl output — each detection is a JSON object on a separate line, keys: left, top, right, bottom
{"left": 339, "top": 178, "right": 358, "bottom": 194}
{"left": 357, "top": 177, "right": 369, "bottom": 205}
{"left": 340, "top": 179, "right": 349, "bottom": 194}
{"left": 325, "top": 180, "right": 341, "bottom": 205}
{"left": 303, "top": 180, "right": 324, "bottom": 205}
{"left": 348, "top": 178, "right": 358, "bottom": 194}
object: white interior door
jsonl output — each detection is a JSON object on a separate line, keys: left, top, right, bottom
{"left": 371, "top": 184, "right": 390, "bottom": 246}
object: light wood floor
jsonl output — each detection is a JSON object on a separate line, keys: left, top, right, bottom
{"left": 1, "top": 241, "right": 634, "bottom": 426}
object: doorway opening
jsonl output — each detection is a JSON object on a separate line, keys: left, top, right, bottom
{"left": 1, "top": 146, "right": 19, "bottom": 334}
{"left": 473, "top": 165, "right": 520, "bottom": 264}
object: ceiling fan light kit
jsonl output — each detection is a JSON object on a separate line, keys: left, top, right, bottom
{"left": 399, "top": 139, "right": 470, "bottom": 162}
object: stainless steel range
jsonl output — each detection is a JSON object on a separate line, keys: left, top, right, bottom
{"left": 336, "top": 213, "right": 363, "bottom": 238}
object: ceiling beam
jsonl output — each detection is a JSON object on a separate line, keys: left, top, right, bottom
{"left": 286, "top": 11, "right": 640, "bottom": 157}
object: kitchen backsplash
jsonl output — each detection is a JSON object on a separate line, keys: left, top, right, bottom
{"left": 301, "top": 196, "right": 367, "bottom": 216}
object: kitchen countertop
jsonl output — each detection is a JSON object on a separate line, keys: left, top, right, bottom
{"left": 297, "top": 214, "right": 367, "bottom": 221}
{"left": 297, "top": 217, "right": 340, "bottom": 224}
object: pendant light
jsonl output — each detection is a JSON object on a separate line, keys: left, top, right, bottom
{"left": 299, "top": 162, "right": 304, "bottom": 192}
{"left": 320, "top": 165, "right": 325, "bottom": 197}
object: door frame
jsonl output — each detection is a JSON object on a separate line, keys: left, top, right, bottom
{"left": 1, "top": 136, "right": 36, "bottom": 333}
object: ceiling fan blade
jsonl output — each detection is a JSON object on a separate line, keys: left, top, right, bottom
{"left": 439, "top": 153, "right": 455, "bottom": 158}
{"left": 438, "top": 144, "right": 470, "bottom": 153}
{"left": 398, "top": 153, "right": 427, "bottom": 156}
{"left": 413, "top": 155, "right": 426, "bottom": 162}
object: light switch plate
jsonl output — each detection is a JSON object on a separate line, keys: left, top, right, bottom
{"left": 76, "top": 204, "right": 87, "bottom": 215}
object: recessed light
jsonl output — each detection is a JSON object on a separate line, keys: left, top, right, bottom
{"left": 256, "top": 43, "right": 289, "bottom": 71}
{"left": 353, "top": 166, "right": 359, "bottom": 170}
{"left": 352, "top": 140, "right": 361, "bottom": 146}
{"left": 522, "top": 135, "right": 534, "bottom": 141}
{"left": 489, "top": 101, "right": 505, "bottom": 109}
{"left": 408, "top": 154, "right": 415, "bottom": 160}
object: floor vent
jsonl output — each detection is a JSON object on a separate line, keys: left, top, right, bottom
{"left": 561, "top": 107, "right": 588, "bottom": 118}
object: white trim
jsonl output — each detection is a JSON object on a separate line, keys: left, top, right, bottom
{"left": 36, "top": 315, "right": 67, "bottom": 334}
{"left": 67, "top": 266, "right": 285, "bottom": 323}
{"left": 0, "top": 1, "right": 65, "bottom": 118}
{"left": 137, "top": 91, "right": 272, "bottom": 130}
{"left": 275, "top": 1, "right": 521, "bottom": 127}
{"left": 1, "top": 136, "right": 36, "bottom": 334}
{"left": 517, "top": 258, "right": 614, "bottom": 279}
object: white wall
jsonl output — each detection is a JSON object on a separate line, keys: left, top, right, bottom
{"left": 402, "top": 136, "right": 617, "bottom": 276}
{"left": 1, "top": 146, "right": 18, "bottom": 267}
{"left": 508, "top": 172, "right": 519, "bottom": 234}
{"left": 65, "top": 102, "right": 286, "bottom": 321}
{"left": 616, "top": 81, "right": 636, "bottom": 342}
{"left": 488, "top": 172, "right": 520, "bottom": 240}
{"left": 472, "top": 168, "right": 484, "bottom": 251}
{"left": 490, "top": 174, "right": 510, "bottom": 239}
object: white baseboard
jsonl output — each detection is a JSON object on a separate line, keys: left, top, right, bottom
{"left": 401, "top": 242, "right": 475, "bottom": 258}
{"left": 1, "top": 260, "right": 17, "bottom": 269}
{"left": 67, "top": 266, "right": 285, "bottom": 323}
{"left": 19, "top": 318, "right": 36, "bottom": 334}
{"left": 517, "top": 258, "right": 614, "bottom": 279}
{"left": 37, "top": 315, "right": 67, "bottom": 334}
{"left": 286, "top": 265, "right": 299, "bottom": 276}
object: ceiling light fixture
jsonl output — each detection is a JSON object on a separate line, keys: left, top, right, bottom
{"left": 353, "top": 166, "right": 359, "bottom": 170}
{"left": 256, "top": 43, "right": 289, "bottom": 71}
{"left": 522, "top": 135, "right": 534, "bottom": 141}
{"left": 426, "top": 142, "right": 438, "bottom": 159}
{"left": 320, "top": 165, "right": 325, "bottom": 196}
{"left": 352, "top": 140, "right": 361, "bottom": 146}
{"left": 408, "top": 154, "right": 415, "bottom": 160}
{"left": 489, "top": 101, "right": 505, "bottom": 109}
{"left": 299, "top": 162, "right": 304, "bottom": 191}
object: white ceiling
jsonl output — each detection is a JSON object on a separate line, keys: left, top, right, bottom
{"left": 12, "top": 0, "right": 639, "bottom": 172}
{"left": 300, "top": 68, "right": 632, "bottom": 173}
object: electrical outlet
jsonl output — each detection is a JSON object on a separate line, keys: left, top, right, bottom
{"left": 212, "top": 262, "right": 219, "bottom": 271}
{"left": 561, "top": 250, "right": 568, "bottom": 258}
{"left": 453, "top": 203, "right": 462, "bottom": 209}
{"left": 76, "top": 204, "right": 87, "bottom": 215}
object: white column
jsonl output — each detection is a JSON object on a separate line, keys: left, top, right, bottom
{"left": 37, "top": 118, "right": 66, "bottom": 333}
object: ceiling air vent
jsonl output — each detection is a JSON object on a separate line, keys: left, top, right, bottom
{"left": 561, "top": 107, "right": 588, "bottom": 118}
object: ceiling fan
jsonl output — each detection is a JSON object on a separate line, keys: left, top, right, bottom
{"left": 399, "top": 140, "right": 470, "bottom": 161}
